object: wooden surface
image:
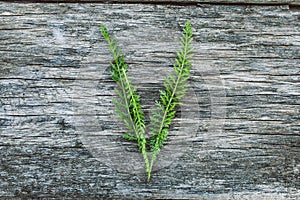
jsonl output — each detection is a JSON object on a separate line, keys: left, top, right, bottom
{"left": 6, "top": 0, "right": 300, "bottom": 6}
{"left": 0, "top": 2, "right": 299, "bottom": 199}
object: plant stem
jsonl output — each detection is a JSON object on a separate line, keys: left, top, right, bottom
{"left": 101, "top": 24, "right": 150, "bottom": 178}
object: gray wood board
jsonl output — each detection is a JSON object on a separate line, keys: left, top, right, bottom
{"left": 5, "top": 0, "right": 300, "bottom": 6}
{"left": 0, "top": 3, "right": 299, "bottom": 199}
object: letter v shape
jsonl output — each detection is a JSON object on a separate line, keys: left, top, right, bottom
{"left": 101, "top": 21, "right": 193, "bottom": 181}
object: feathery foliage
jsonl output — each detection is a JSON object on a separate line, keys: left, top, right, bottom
{"left": 100, "top": 24, "right": 150, "bottom": 176}
{"left": 101, "top": 21, "right": 193, "bottom": 181}
{"left": 148, "top": 21, "right": 193, "bottom": 179}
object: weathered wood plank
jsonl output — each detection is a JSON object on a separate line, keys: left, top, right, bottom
{"left": 0, "top": 3, "right": 299, "bottom": 199}
{"left": 7, "top": 0, "right": 300, "bottom": 6}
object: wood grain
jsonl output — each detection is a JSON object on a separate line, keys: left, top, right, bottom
{"left": 5, "top": 0, "right": 300, "bottom": 6}
{"left": 0, "top": 3, "right": 299, "bottom": 199}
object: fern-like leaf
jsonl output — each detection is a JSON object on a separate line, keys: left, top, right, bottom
{"left": 101, "top": 22, "right": 193, "bottom": 181}
{"left": 101, "top": 24, "right": 150, "bottom": 176}
{"left": 148, "top": 21, "right": 193, "bottom": 180}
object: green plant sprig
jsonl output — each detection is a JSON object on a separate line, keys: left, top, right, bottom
{"left": 148, "top": 21, "right": 193, "bottom": 180}
{"left": 100, "top": 24, "right": 150, "bottom": 176}
{"left": 101, "top": 22, "right": 193, "bottom": 181}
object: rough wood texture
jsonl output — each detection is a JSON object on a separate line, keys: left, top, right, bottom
{"left": 0, "top": 3, "right": 299, "bottom": 199}
{"left": 7, "top": 0, "right": 300, "bottom": 6}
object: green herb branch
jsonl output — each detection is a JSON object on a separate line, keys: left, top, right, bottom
{"left": 101, "top": 22, "right": 193, "bottom": 181}
{"left": 101, "top": 24, "right": 150, "bottom": 176}
{"left": 148, "top": 21, "right": 193, "bottom": 179}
